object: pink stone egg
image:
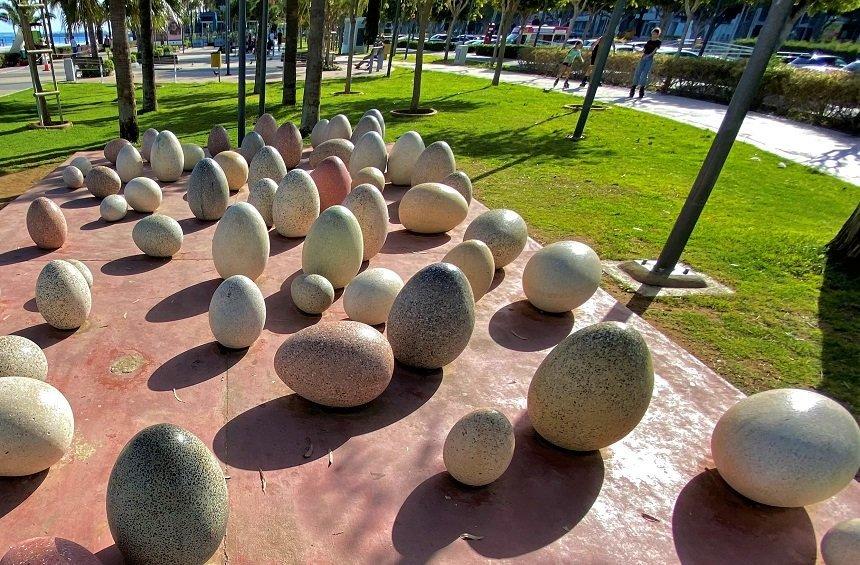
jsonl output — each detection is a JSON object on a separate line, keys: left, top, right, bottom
{"left": 309, "top": 156, "right": 351, "bottom": 211}
{"left": 0, "top": 537, "right": 101, "bottom": 565}
{"left": 274, "top": 122, "right": 303, "bottom": 169}
{"left": 26, "top": 197, "right": 67, "bottom": 249}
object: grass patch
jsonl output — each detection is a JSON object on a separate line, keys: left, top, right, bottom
{"left": 0, "top": 69, "right": 857, "bottom": 412}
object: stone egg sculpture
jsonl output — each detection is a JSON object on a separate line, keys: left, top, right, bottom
{"left": 711, "top": 388, "right": 860, "bottom": 508}
{"left": 302, "top": 205, "right": 363, "bottom": 289}
{"left": 464, "top": 208, "right": 528, "bottom": 269}
{"left": 388, "top": 131, "right": 425, "bottom": 186}
{"left": 188, "top": 158, "right": 230, "bottom": 221}
{"left": 248, "top": 178, "right": 278, "bottom": 227}
{"left": 290, "top": 273, "right": 335, "bottom": 315}
{"left": 310, "top": 138, "right": 353, "bottom": 169}
{"left": 0, "top": 537, "right": 101, "bottom": 565}
{"left": 399, "top": 183, "right": 469, "bottom": 234}
{"left": 272, "top": 169, "right": 320, "bottom": 238}
{"left": 116, "top": 143, "right": 143, "bottom": 182}
{"left": 343, "top": 267, "right": 403, "bottom": 326}
{"left": 326, "top": 113, "right": 352, "bottom": 141}
{"left": 310, "top": 118, "right": 329, "bottom": 148}
{"left": 100, "top": 194, "right": 128, "bottom": 222}
{"left": 387, "top": 262, "right": 475, "bottom": 369}
{"left": 442, "top": 239, "right": 495, "bottom": 300}
{"left": 150, "top": 130, "right": 184, "bottom": 183}
{"left": 0, "top": 377, "right": 74, "bottom": 476}
{"left": 523, "top": 241, "right": 602, "bottom": 313}
{"left": 132, "top": 214, "right": 183, "bottom": 258}
{"left": 212, "top": 202, "right": 270, "bottom": 280}
{"left": 343, "top": 183, "right": 389, "bottom": 260}
{"left": 275, "top": 321, "right": 394, "bottom": 408}
{"left": 26, "top": 196, "right": 67, "bottom": 249}
{"left": 349, "top": 131, "right": 387, "bottom": 177}
{"left": 208, "top": 124, "right": 231, "bottom": 157}
{"left": 443, "top": 170, "right": 473, "bottom": 204}
{"left": 352, "top": 166, "right": 385, "bottom": 191}
{"left": 309, "top": 155, "right": 351, "bottom": 211}
{"left": 363, "top": 108, "right": 385, "bottom": 137}
{"left": 0, "top": 335, "right": 48, "bottom": 381}
{"left": 106, "top": 423, "right": 228, "bottom": 565}
{"left": 274, "top": 121, "right": 303, "bottom": 169}
{"left": 444, "top": 408, "right": 515, "bottom": 487}
{"left": 213, "top": 150, "right": 249, "bottom": 191}
{"left": 822, "top": 519, "right": 860, "bottom": 565}
{"left": 248, "top": 145, "right": 288, "bottom": 187}
{"left": 411, "top": 141, "right": 455, "bottom": 186}
{"left": 141, "top": 128, "right": 159, "bottom": 161}
{"left": 350, "top": 114, "right": 382, "bottom": 143}
{"left": 104, "top": 137, "right": 131, "bottom": 165}
{"left": 62, "top": 165, "right": 84, "bottom": 189}
{"left": 528, "top": 322, "right": 653, "bottom": 452}
{"left": 181, "top": 143, "right": 206, "bottom": 172}
{"left": 64, "top": 259, "right": 92, "bottom": 289}
{"left": 254, "top": 112, "right": 278, "bottom": 145}
{"left": 85, "top": 165, "right": 121, "bottom": 199}
{"left": 69, "top": 155, "right": 92, "bottom": 177}
{"left": 239, "top": 130, "right": 266, "bottom": 164}
{"left": 35, "top": 260, "right": 91, "bottom": 330}
{"left": 209, "top": 275, "right": 266, "bottom": 349}
{"left": 124, "top": 177, "right": 162, "bottom": 213}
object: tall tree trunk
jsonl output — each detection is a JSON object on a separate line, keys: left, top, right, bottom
{"left": 492, "top": 8, "right": 513, "bottom": 86}
{"left": 301, "top": 0, "right": 326, "bottom": 134}
{"left": 828, "top": 204, "right": 860, "bottom": 261}
{"left": 254, "top": 0, "right": 265, "bottom": 94}
{"left": 410, "top": 1, "right": 432, "bottom": 112}
{"left": 87, "top": 20, "right": 98, "bottom": 55}
{"left": 344, "top": 1, "right": 357, "bottom": 93}
{"left": 109, "top": 0, "right": 139, "bottom": 141}
{"left": 282, "top": 0, "right": 299, "bottom": 105}
{"left": 443, "top": 8, "right": 463, "bottom": 61}
{"left": 140, "top": 0, "right": 157, "bottom": 113}
{"left": 366, "top": 0, "right": 381, "bottom": 44}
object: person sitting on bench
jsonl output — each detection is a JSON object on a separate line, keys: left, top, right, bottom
{"left": 356, "top": 38, "right": 384, "bottom": 71}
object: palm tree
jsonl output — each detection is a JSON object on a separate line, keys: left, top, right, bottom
{"left": 0, "top": 1, "right": 23, "bottom": 32}
{"left": 49, "top": 0, "right": 78, "bottom": 44}
{"left": 78, "top": 0, "right": 103, "bottom": 55}
{"left": 109, "top": 0, "right": 139, "bottom": 140}
{"left": 282, "top": 0, "right": 299, "bottom": 105}
{"left": 300, "top": 0, "right": 325, "bottom": 134}
{"left": 139, "top": 0, "right": 157, "bottom": 112}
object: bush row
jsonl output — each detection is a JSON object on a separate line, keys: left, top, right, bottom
{"left": 735, "top": 38, "right": 859, "bottom": 61}
{"left": 395, "top": 39, "right": 521, "bottom": 59}
{"left": 0, "top": 52, "right": 22, "bottom": 67}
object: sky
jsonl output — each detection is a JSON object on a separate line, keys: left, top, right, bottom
{"left": 0, "top": 7, "right": 76, "bottom": 35}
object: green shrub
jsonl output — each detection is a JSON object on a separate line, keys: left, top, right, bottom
{"left": 473, "top": 43, "right": 520, "bottom": 58}
{"left": 80, "top": 56, "right": 113, "bottom": 78}
{"left": 395, "top": 39, "right": 446, "bottom": 52}
{"left": 0, "top": 52, "right": 22, "bottom": 68}
{"left": 735, "top": 38, "right": 859, "bottom": 61}
{"left": 55, "top": 45, "right": 72, "bottom": 55}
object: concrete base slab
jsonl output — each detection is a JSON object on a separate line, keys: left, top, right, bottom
{"left": 604, "top": 260, "right": 735, "bottom": 298}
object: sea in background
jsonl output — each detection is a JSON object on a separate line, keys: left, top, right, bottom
{"left": 0, "top": 31, "right": 91, "bottom": 50}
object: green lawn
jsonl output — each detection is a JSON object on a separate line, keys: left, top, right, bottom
{"left": 1, "top": 69, "right": 857, "bottom": 413}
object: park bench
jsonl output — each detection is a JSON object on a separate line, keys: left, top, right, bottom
{"left": 71, "top": 55, "right": 105, "bottom": 81}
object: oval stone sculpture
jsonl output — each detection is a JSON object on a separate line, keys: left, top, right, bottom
{"left": 248, "top": 178, "right": 278, "bottom": 227}
{"left": 387, "top": 262, "right": 475, "bottom": 369}
{"left": 400, "top": 183, "right": 469, "bottom": 234}
{"left": 528, "top": 322, "right": 653, "bottom": 451}
{"left": 212, "top": 202, "right": 270, "bottom": 280}
{"left": 104, "top": 138, "right": 131, "bottom": 165}
{"left": 62, "top": 165, "right": 84, "bottom": 189}
{"left": 213, "top": 150, "right": 249, "bottom": 191}
{"left": 248, "top": 146, "right": 287, "bottom": 187}
{"left": 822, "top": 519, "right": 860, "bottom": 565}
{"left": 343, "top": 183, "right": 388, "bottom": 260}
{"left": 0, "top": 377, "right": 74, "bottom": 476}
{"left": 26, "top": 197, "right": 67, "bottom": 249}
{"left": 69, "top": 155, "right": 92, "bottom": 177}
{"left": 350, "top": 114, "right": 382, "bottom": 143}
{"left": 290, "top": 273, "right": 335, "bottom": 315}
{"left": 124, "top": 177, "right": 162, "bottom": 213}
{"left": 151, "top": 131, "right": 184, "bottom": 182}
{"left": 464, "top": 209, "right": 528, "bottom": 269}
{"left": 309, "top": 156, "right": 351, "bottom": 211}
{"left": 443, "top": 170, "right": 473, "bottom": 204}
{"left": 352, "top": 166, "right": 385, "bottom": 191}
{"left": 181, "top": 143, "right": 205, "bottom": 172}
{"left": 188, "top": 158, "right": 230, "bottom": 221}
{"left": 442, "top": 239, "right": 495, "bottom": 300}
{"left": 343, "top": 267, "right": 403, "bottom": 325}
{"left": 132, "top": 214, "right": 183, "bottom": 258}
{"left": 100, "top": 194, "right": 128, "bottom": 222}
{"left": 239, "top": 131, "right": 265, "bottom": 164}
{"left": 310, "top": 118, "right": 329, "bottom": 148}
{"left": 141, "top": 128, "right": 159, "bottom": 161}
{"left": 711, "top": 388, "right": 860, "bottom": 507}
{"left": 0, "top": 537, "right": 102, "bottom": 565}
{"left": 275, "top": 321, "right": 394, "bottom": 408}
{"left": 274, "top": 122, "right": 303, "bottom": 169}
{"left": 208, "top": 125, "right": 230, "bottom": 157}
{"left": 310, "top": 138, "right": 353, "bottom": 169}
{"left": 254, "top": 112, "right": 278, "bottom": 145}
{"left": 411, "top": 141, "right": 456, "bottom": 186}
{"left": 64, "top": 259, "right": 93, "bottom": 289}
{"left": 85, "top": 165, "right": 121, "bottom": 199}
{"left": 35, "top": 260, "right": 91, "bottom": 330}
{"left": 272, "top": 169, "right": 320, "bottom": 238}
{"left": 349, "top": 131, "right": 387, "bottom": 177}
{"left": 363, "top": 108, "right": 385, "bottom": 137}
{"left": 209, "top": 275, "right": 266, "bottom": 348}
{"left": 302, "top": 205, "right": 363, "bottom": 289}
{"left": 524, "top": 241, "right": 602, "bottom": 313}
{"left": 106, "top": 423, "right": 228, "bottom": 565}
{"left": 116, "top": 144, "right": 143, "bottom": 182}
{"left": 326, "top": 114, "right": 352, "bottom": 141}
{"left": 444, "top": 408, "right": 515, "bottom": 487}
{"left": 388, "top": 131, "right": 425, "bottom": 186}
{"left": 0, "top": 335, "right": 48, "bottom": 381}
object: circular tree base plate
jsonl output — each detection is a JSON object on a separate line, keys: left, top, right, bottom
{"left": 390, "top": 108, "right": 438, "bottom": 117}
{"left": 28, "top": 121, "right": 73, "bottom": 130}
{"left": 333, "top": 91, "right": 364, "bottom": 96}
{"left": 563, "top": 104, "right": 608, "bottom": 111}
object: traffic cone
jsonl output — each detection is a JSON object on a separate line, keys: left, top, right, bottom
{"left": 43, "top": 59, "right": 50, "bottom": 71}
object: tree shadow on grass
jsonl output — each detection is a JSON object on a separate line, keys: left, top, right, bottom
{"left": 818, "top": 254, "right": 860, "bottom": 414}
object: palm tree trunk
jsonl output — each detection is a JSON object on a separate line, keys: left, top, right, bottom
{"left": 282, "top": 0, "right": 299, "bottom": 105}
{"left": 301, "top": 0, "right": 326, "bottom": 134}
{"left": 87, "top": 20, "right": 98, "bottom": 55}
{"left": 109, "top": 0, "right": 138, "bottom": 141}
{"left": 344, "top": 1, "right": 357, "bottom": 93}
{"left": 140, "top": 0, "right": 157, "bottom": 112}
{"left": 410, "top": 1, "right": 432, "bottom": 111}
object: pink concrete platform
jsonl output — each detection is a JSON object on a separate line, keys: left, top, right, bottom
{"left": 0, "top": 150, "right": 857, "bottom": 563}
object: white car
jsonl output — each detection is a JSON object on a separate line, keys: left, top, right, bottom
{"left": 429, "top": 34, "right": 447, "bottom": 42}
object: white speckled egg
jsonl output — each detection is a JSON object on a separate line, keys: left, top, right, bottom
{"left": 212, "top": 202, "right": 270, "bottom": 280}
{"left": 443, "top": 408, "right": 515, "bottom": 486}
{"left": 100, "top": 194, "right": 128, "bottom": 222}
{"left": 343, "top": 268, "right": 403, "bottom": 325}
{"left": 35, "top": 260, "right": 91, "bottom": 330}
{"left": 124, "top": 177, "right": 162, "bottom": 213}
{"left": 116, "top": 144, "right": 143, "bottom": 183}
{"left": 209, "top": 275, "right": 266, "bottom": 349}
{"left": 0, "top": 335, "right": 48, "bottom": 381}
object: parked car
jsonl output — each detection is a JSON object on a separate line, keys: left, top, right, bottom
{"left": 789, "top": 54, "right": 847, "bottom": 72}
{"left": 841, "top": 60, "right": 860, "bottom": 74}
{"left": 656, "top": 46, "right": 699, "bottom": 57}
{"left": 429, "top": 34, "right": 447, "bottom": 42}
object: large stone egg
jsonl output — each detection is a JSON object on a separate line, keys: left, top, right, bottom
{"left": 442, "top": 239, "right": 495, "bottom": 300}
{"left": 62, "top": 165, "right": 84, "bottom": 189}
{"left": 399, "top": 182, "right": 468, "bottom": 234}
{"left": 188, "top": 158, "right": 230, "bottom": 221}
{"left": 443, "top": 408, "right": 515, "bottom": 487}
{"left": 290, "top": 273, "right": 335, "bottom": 315}
{"left": 132, "top": 214, "right": 183, "bottom": 258}
{"left": 63, "top": 259, "right": 92, "bottom": 289}
{"left": 351, "top": 166, "right": 385, "bottom": 191}
{"left": 528, "top": 322, "right": 653, "bottom": 451}
{"left": 387, "top": 131, "right": 424, "bottom": 186}
{"left": 463, "top": 208, "right": 528, "bottom": 269}
{"left": 239, "top": 131, "right": 266, "bottom": 164}
{"left": 822, "top": 519, "right": 860, "bottom": 565}
{"left": 711, "top": 388, "right": 860, "bottom": 507}
{"left": 363, "top": 108, "right": 385, "bottom": 137}
{"left": 272, "top": 169, "right": 320, "bottom": 238}
{"left": 213, "top": 150, "right": 249, "bottom": 191}
{"left": 0, "top": 335, "right": 48, "bottom": 381}
{"left": 141, "top": 128, "right": 159, "bottom": 161}
{"left": 343, "top": 183, "right": 388, "bottom": 260}
{"left": 302, "top": 205, "right": 363, "bottom": 289}
{"left": 349, "top": 131, "right": 387, "bottom": 176}
{"left": 350, "top": 114, "right": 382, "bottom": 143}
{"left": 411, "top": 141, "right": 455, "bottom": 186}
{"left": 106, "top": 423, "right": 228, "bottom": 565}
{"left": 209, "top": 275, "right": 266, "bottom": 349}
{"left": 85, "top": 165, "right": 121, "bottom": 199}
{"left": 326, "top": 114, "right": 352, "bottom": 141}
{"left": 104, "top": 137, "right": 131, "bottom": 164}
{"left": 442, "top": 170, "right": 472, "bottom": 204}
{"left": 212, "top": 202, "right": 269, "bottom": 280}
{"left": 248, "top": 178, "right": 278, "bottom": 227}
{"left": 150, "top": 130, "right": 184, "bottom": 182}
{"left": 274, "top": 121, "right": 303, "bottom": 169}
{"left": 248, "top": 145, "right": 287, "bottom": 187}
{"left": 35, "top": 260, "right": 91, "bottom": 330}
{"left": 343, "top": 267, "right": 403, "bottom": 326}
{"left": 124, "top": 177, "right": 162, "bottom": 213}
{"left": 523, "top": 241, "right": 602, "bottom": 313}
{"left": 26, "top": 196, "right": 67, "bottom": 249}
{"left": 99, "top": 194, "right": 128, "bottom": 222}
{"left": 69, "top": 155, "right": 92, "bottom": 177}
{"left": 387, "top": 262, "right": 475, "bottom": 369}
{"left": 254, "top": 112, "right": 278, "bottom": 144}
{"left": 309, "top": 155, "right": 351, "bottom": 211}
{"left": 275, "top": 321, "right": 394, "bottom": 407}
{"left": 0, "top": 377, "right": 74, "bottom": 476}
{"left": 310, "top": 138, "right": 353, "bottom": 169}
{"left": 0, "top": 537, "right": 101, "bottom": 564}
{"left": 116, "top": 143, "right": 143, "bottom": 182}
{"left": 310, "top": 118, "right": 329, "bottom": 148}
{"left": 207, "top": 124, "right": 230, "bottom": 157}
{"left": 181, "top": 143, "right": 205, "bottom": 172}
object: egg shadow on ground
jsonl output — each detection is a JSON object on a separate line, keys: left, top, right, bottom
{"left": 264, "top": 269, "right": 324, "bottom": 334}
{"left": 488, "top": 300, "right": 575, "bottom": 352}
{"left": 0, "top": 245, "right": 55, "bottom": 266}
{"left": 22, "top": 298, "right": 38, "bottom": 312}
{"left": 94, "top": 544, "right": 123, "bottom": 565}
{"left": 178, "top": 216, "right": 217, "bottom": 235}
{"left": 79, "top": 213, "right": 140, "bottom": 230}
{"left": 213, "top": 363, "right": 443, "bottom": 471}
{"left": 59, "top": 196, "right": 99, "bottom": 209}
{"left": 380, "top": 229, "right": 451, "bottom": 254}
{"left": 148, "top": 341, "right": 246, "bottom": 391}
{"left": 12, "top": 323, "right": 76, "bottom": 349}
{"left": 269, "top": 231, "right": 303, "bottom": 256}
{"left": 0, "top": 470, "right": 48, "bottom": 519}
{"left": 387, "top": 199, "right": 401, "bottom": 224}
{"left": 488, "top": 269, "right": 506, "bottom": 292}
{"left": 145, "top": 278, "right": 221, "bottom": 323}
{"left": 101, "top": 254, "right": 172, "bottom": 276}
{"left": 392, "top": 413, "right": 604, "bottom": 560}
{"left": 671, "top": 470, "right": 816, "bottom": 564}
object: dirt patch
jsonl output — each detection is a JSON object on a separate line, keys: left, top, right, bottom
{"left": 0, "top": 163, "right": 61, "bottom": 211}
{"left": 110, "top": 351, "right": 147, "bottom": 375}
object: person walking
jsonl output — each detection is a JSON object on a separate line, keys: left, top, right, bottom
{"left": 549, "top": 40, "right": 584, "bottom": 90}
{"left": 630, "top": 27, "right": 662, "bottom": 99}
{"left": 277, "top": 30, "right": 283, "bottom": 52}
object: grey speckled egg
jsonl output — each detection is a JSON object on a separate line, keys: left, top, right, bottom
{"left": 712, "top": 388, "right": 860, "bottom": 507}
{"left": 26, "top": 197, "right": 67, "bottom": 249}
{"left": 399, "top": 183, "right": 468, "bottom": 234}
{"left": 100, "top": 194, "right": 128, "bottom": 222}
{"left": 212, "top": 202, "right": 269, "bottom": 280}
{"left": 343, "top": 183, "right": 389, "bottom": 260}
{"left": 442, "top": 170, "right": 473, "bottom": 204}
{"left": 411, "top": 141, "right": 456, "bottom": 186}
{"left": 348, "top": 131, "right": 387, "bottom": 176}
{"left": 302, "top": 205, "right": 363, "bottom": 289}
{"left": 104, "top": 138, "right": 131, "bottom": 164}
{"left": 272, "top": 169, "right": 320, "bottom": 238}
{"left": 85, "top": 166, "right": 121, "bottom": 199}
{"left": 188, "top": 158, "right": 230, "bottom": 221}
{"left": 116, "top": 144, "right": 143, "bottom": 183}
{"left": 150, "top": 131, "right": 184, "bottom": 183}
{"left": 213, "top": 150, "right": 249, "bottom": 191}
{"left": 254, "top": 112, "right": 278, "bottom": 145}
{"left": 528, "top": 322, "right": 653, "bottom": 451}
{"left": 326, "top": 114, "right": 352, "bottom": 141}
{"left": 124, "top": 177, "right": 162, "bottom": 213}
{"left": 387, "top": 262, "right": 475, "bottom": 369}
{"left": 351, "top": 166, "right": 385, "bottom": 191}
{"left": 463, "top": 209, "right": 528, "bottom": 269}
{"left": 363, "top": 108, "right": 385, "bottom": 137}
{"left": 248, "top": 146, "right": 287, "bottom": 187}
{"left": 275, "top": 321, "right": 394, "bottom": 407}
{"left": 207, "top": 125, "right": 230, "bottom": 157}
{"left": 132, "top": 214, "right": 183, "bottom": 258}
{"left": 0, "top": 335, "right": 48, "bottom": 381}
{"left": 35, "top": 260, "right": 91, "bottom": 330}
{"left": 443, "top": 408, "right": 515, "bottom": 487}
{"left": 181, "top": 143, "right": 206, "bottom": 172}
{"left": 69, "top": 155, "right": 92, "bottom": 177}
{"left": 310, "top": 138, "right": 354, "bottom": 169}
{"left": 388, "top": 131, "right": 424, "bottom": 186}
{"left": 822, "top": 519, "right": 860, "bottom": 565}
{"left": 141, "top": 128, "right": 159, "bottom": 162}
{"left": 343, "top": 267, "right": 403, "bottom": 326}
{"left": 248, "top": 178, "right": 278, "bottom": 227}
{"left": 63, "top": 259, "right": 92, "bottom": 289}
{"left": 310, "top": 118, "right": 329, "bottom": 148}
{"left": 442, "top": 239, "right": 495, "bottom": 300}
{"left": 523, "top": 241, "right": 602, "bottom": 313}
{"left": 62, "top": 166, "right": 84, "bottom": 189}
{"left": 290, "top": 273, "right": 335, "bottom": 315}
{"left": 0, "top": 377, "right": 73, "bottom": 476}
{"left": 350, "top": 114, "right": 382, "bottom": 144}
{"left": 106, "top": 423, "right": 228, "bottom": 565}
{"left": 239, "top": 131, "right": 265, "bottom": 164}
{"left": 208, "top": 275, "right": 266, "bottom": 349}
{"left": 274, "top": 122, "right": 303, "bottom": 169}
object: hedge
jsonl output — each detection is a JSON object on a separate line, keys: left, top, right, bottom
{"left": 0, "top": 52, "right": 22, "bottom": 67}
{"left": 735, "top": 39, "right": 859, "bottom": 62}
{"left": 395, "top": 39, "right": 521, "bottom": 59}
